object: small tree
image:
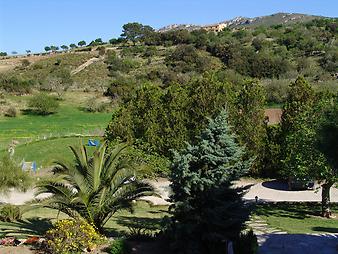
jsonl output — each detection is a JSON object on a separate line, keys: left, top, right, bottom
{"left": 28, "top": 93, "right": 59, "bottom": 115}
{"left": 50, "top": 46, "right": 59, "bottom": 52}
{"left": 168, "top": 109, "right": 252, "bottom": 254}
{"left": 69, "top": 43, "right": 77, "bottom": 49}
{"left": 315, "top": 97, "right": 338, "bottom": 217}
{"left": 44, "top": 46, "right": 51, "bottom": 52}
{"left": 121, "top": 22, "right": 154, "bottom": 45}
{"left": 78, "top": 40, "right": 86, "bottom": 47}
{"left": 60, "top": 45, "right": 69, "bottom": 51}
{"left": 36, "top": 143, "right": 156, "bottom": 232}
{"left": 25, "top": 50, "right": 31, "bottom": 55}
{"left": 282, "top": 79, "right": 338, "bottom": 217}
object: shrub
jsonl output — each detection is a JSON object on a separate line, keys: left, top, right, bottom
{"left": 0, "top": 75, "right": 33, "bottom": 94}
{"left": 0, "top": 155, "right": 32, "bottom": 194}
{"left": 0, "top": 205, "right": 22, "bottom": 222}
{"left": 109, "top": 239, "right": 129, "bottom": 254}
{"left": 46, "top": 219, "right": 105, "bottom": 254}
{"left": 4, "top": 106, "right": 17, "bottom": 117}
{"left": 21, "top": 59, "right": 30, "bottom": 68}
{"left": 97, "top": 46, "right": 106, "bottom": 56}
{"left": 234, "top": 230, "right": 258, "bottom": 254}
{"left": 28, "top": 93, "right": 59, "bottom": 115}
{"left": 85, "top": 98, "right": 110, "bottom": 113}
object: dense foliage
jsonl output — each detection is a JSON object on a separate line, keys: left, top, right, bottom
{"left": 106, "top": 75, "right": 231, "bottom": 156}
{"left": 280, "top": 77, "right": 338, "bottom": 216}
{"left": 166, "top": 110, "right": 252, "bottom": 254}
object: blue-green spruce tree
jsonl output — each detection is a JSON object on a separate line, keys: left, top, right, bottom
{"left": 168, "top": 109, "right": 253, "bottom": 254}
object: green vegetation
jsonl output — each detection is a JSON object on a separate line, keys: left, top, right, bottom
{"left": 0, "top": 15, "right": 337, "bottom": 253}
{"left": 166, "top": 110, "right": 252, "bottom": 254}
{"left": 0, "top": 98, "right": 111, "bottom": 151}
{"left": 109, "top": 239, "right": 129, "bottom": 254}
{"left": 0, "top": 205, "right": 22, "bottom": 222}
{"left": 36, "top": 143, "right": 156, "bottom": 232}
{"left": 28, "top": 93, "right": 59, "bottom": 115}
{"left": 12, "top": 136, "right": 100, "bottom": 167}
{"left": 46, "top": 219, "right": 105, "bottom": 254}
{"left": 0, "top": 155, "right": 32, "bottom": 194}
{"left": 254, "top": 203, "right": 338, "bottom": 234}
{"left": 0, "top": 201, "right": 168, "bottom": 238}
{"left": 280, "top": 78, "right": 338, "bottom": 215}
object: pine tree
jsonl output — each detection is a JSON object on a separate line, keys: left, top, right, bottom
{"left": 168, "top": 109, "right": 252, "bottom": 254}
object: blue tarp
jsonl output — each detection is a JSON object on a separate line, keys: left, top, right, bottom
{"left": 87, "top": 139, "right": 100, "bottom": 147}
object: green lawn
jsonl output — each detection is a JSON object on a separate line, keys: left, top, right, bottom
{"left": 0, "top": 202, "right": 169, "bottom": 238}
{"left": 11, "top": 136, "right": 102, "bottom": 168}
{"left": 0, "top": 102, "right": 112, "bottom": 151}
{"left": 253, "top": 203, "right": 338, "bottom": 234}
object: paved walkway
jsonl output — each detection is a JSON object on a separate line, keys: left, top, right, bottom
{"left": 257, "top": 234, "right": 338, "bottom": 254}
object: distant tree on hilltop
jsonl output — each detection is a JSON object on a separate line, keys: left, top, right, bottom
{"left": 69, "top": 43, "right": 77, "bottom": 49}
{"left": 121, "top": 22, "right": 155, "bottom": 45}
{"left": 78, "top": 40, "right": 86, "bottom": 47}
{"left": 44, "top": 46, "right": 51, "bottom": 52}
{"left": 50, "top": 46, "right": 59, "bottom": 52}
{"left": 61, "top": 45, "right": 69, "bottom": 51}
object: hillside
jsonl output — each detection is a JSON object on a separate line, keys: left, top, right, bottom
{"left": 158, "top": 12, "right": 322, "bottom": 32}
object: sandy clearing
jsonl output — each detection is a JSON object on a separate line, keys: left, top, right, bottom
{"left": 1, "top": 179, "right": 337, "bottom": 206}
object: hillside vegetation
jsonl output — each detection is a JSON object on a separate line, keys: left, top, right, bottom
{"left": 0, "top": 14, "right": 337, "bottom": 176}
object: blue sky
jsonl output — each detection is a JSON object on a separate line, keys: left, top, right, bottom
{"left": 0, "top": 0, "right": 337, "bottom": 54}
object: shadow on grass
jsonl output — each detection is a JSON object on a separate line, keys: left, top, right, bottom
{"left": 104, "top": 216, "right": 163, "bottom": 237}
{"left": 1, "top": 217, "right": 53, "bottom": 237}
{"left": 312, "top": 226, "right": 338, "bottom": 233}
{"left": 21, "top": 109, "right": 55, "bottom": 116}
{"left": 253, "top": 203, "right": 324, "bottom": 219}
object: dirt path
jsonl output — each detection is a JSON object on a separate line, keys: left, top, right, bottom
{"left": 70, "top": 56, "right": 103, "bottom": 75}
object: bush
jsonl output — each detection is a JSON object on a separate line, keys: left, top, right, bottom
{"left": 0, "top": 75, "right": 33, "bottom": 94}
{"left": 4, "top": 106, "right": 17, "bottom": 117}
{"left": 21, "top": 59, "right": 30, "bottom": 68}
{"left": 28, "top": 93, "right": 59, "bottom": 115}
{"left": 46, "top": 219, "right": 105, "bottom": 254}
{"left": 0, "top": 205, "right": 22, "bottom": 222}
{"left": 234, "top": 230, "right": 258, "bottom": 254}
{"left": 109, "top": 239, "right": 129, "bottom": 254}
{"left": 85, "top": 98, "right": 110, "bottom": 113}
{"left": 97, "top": 46, "right": 106, "bottom": 56}
{"left": 0, "top": 155, "right": 32, "bottom": 194}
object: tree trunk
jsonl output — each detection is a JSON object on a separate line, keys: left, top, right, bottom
{"left": 321, "top": 181, "right": 333, "bottom": 218}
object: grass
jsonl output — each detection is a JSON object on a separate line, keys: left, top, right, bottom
{"left": 0, "top": 93, "right": 112, "bottom": 151}
{"left": 0, "top": 201, "right": 169, "bottom": 238}
{"left": 12, "top": 136, "right": 102, "bottom": 167}
{"left": 253, "top": 203, "right": 338, "bottom": 234}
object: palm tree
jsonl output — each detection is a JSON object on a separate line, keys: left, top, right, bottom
{"left": 35, "top": 142, "right": 156, "bottom": 232}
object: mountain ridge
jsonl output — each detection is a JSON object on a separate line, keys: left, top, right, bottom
{"left": 157, "top": 12, "right": 324, "bottom": 32}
